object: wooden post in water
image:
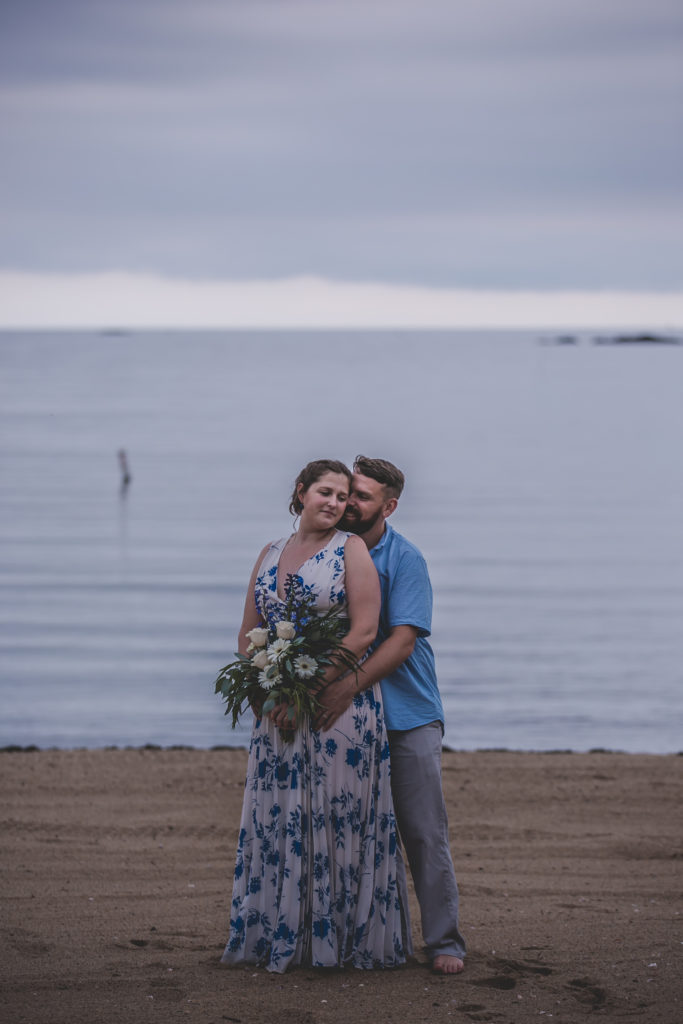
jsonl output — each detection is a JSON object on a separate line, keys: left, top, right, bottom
{"left": 118, "top": 449, "right": 132, "bottom": 493}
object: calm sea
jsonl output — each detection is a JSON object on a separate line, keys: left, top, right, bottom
{"left": 1, "top": 329, "right": 681, "bottom": 753}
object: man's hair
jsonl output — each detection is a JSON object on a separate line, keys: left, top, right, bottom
{"left": 353, "top": 455, "right": 405, "bottom": 500}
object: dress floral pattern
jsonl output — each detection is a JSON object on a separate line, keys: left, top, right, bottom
{"left": 221, "top": 530, "right": 409, "bottom": 972}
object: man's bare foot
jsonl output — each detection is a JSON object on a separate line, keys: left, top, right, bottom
{"left": 432, "top": 954, "right": 465, "bottom": 975}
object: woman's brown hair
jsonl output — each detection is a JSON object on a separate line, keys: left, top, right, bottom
{"left": 289, "top": 459, "right": 352, "bottom": 515}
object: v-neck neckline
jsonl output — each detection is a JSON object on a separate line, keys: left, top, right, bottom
{"left": 274, "top": 531, "right": 339, "bottom": 602}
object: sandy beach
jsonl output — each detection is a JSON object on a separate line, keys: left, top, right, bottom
{"left": 1, "top": 747, "right": 681, "bottom": 1023}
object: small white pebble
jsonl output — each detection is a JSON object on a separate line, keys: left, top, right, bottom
{"left": 648, "top": 963, "right": 657, "bottom": 968}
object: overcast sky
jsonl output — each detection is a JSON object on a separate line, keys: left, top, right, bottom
{"left": 1, "top": 0, "right": 682, "bottom": 304}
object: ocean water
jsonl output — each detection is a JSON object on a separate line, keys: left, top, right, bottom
{"left": 1, "top": 329, "right": 681, "bottom": 753}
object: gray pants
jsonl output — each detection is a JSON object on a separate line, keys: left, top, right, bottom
{"left": 388, "top": 721, "right": 466, "bottom": 961}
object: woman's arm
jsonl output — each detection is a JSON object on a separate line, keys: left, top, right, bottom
{"left": 237, "top": 544, "right": 270, "bottom": 655}
{"left": 237, "top": 543, "right": 271, "bottom": 716}
{"left": 324, "top": 534, "right": 379, "bottom": 672}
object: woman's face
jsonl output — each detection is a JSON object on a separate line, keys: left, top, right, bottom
{"left": 298, "top": 471, "right": 350, "bottom": 529}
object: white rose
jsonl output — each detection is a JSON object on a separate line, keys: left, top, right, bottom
{"left": 245, "top": 627, "right": 269, "bottom": 648}
{"left": 275, "top": 620, "right": 296, "bottom": 640}
{"left": 251, "top": 650, "right": 269, "bottom": 670}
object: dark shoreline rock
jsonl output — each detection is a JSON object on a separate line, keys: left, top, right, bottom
{"left": 593, "top": 332, "right": 681, "bottom": 345}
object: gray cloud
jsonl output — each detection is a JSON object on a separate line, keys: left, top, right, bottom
{"left": 1, "top": 0, "right": 682, "bottom": 287}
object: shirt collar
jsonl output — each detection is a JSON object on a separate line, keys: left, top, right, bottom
{"left": 370, "top": 521, "right": 393, "bottom": 556}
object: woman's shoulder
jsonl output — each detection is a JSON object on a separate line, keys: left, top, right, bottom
{"left": 335, "top": 532, "right": 371, "bottom": 560}
{"left": 332, "top": 529, "right": 354, "bottom": 549}
{"left": 268, "top": 536, "right": 289, "bottom": 551}
{"left": 253, "top": 536, "right": 287, "bottom": 569}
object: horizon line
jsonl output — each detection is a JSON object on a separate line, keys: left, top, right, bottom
{"left": 1, "top": 270, "right": 682, "bottom": 330}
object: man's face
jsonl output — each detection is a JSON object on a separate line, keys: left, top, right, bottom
{"left": 338, "top": 472, "right": 388, "bottom": 535}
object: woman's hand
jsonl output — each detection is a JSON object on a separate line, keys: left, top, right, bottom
{"left": 267, "top": 701, "right": 299, "bottom": 731}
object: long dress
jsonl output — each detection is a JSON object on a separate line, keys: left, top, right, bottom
{"left": 220, "top": 530, "right": 410, "bottom": 972}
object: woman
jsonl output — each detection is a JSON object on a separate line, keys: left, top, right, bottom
{"left": 220, "top": 459, "right": 410, "bottom": 972}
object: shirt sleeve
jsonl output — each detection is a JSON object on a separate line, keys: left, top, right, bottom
{"left": 385, "top": 548, "right": 433, "bottom": 637}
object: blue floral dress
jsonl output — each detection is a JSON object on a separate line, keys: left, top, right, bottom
{"left": 221, "top": 530, "right": 410, "bottom": 972}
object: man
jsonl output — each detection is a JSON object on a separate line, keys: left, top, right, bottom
{"left": 315, "top": 455, "right": 466, "bottom": 975}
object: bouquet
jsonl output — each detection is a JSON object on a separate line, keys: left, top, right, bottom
{"left": 214, "top": 573, "right": 360, "bottom": 740}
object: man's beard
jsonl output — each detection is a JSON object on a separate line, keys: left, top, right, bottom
{"left": 339, "top": 507, "right": 383, "bottom": 536}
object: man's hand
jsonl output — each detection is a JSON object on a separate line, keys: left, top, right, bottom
{"left": 314, "top": 676, "right": 357, "bottom": 731}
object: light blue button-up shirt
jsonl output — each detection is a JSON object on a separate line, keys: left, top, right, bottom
{"left": 369, "top": 523, "right": 445, "bottom": 731}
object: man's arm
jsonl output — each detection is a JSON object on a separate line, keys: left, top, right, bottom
{"left": 313, "top": 624, "right": 418, "bottom": 730}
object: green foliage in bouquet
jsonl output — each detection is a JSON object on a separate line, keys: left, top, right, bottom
{"left": 214, "top": 574, "right": 360, "bottom": 740}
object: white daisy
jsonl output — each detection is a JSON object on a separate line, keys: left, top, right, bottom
{"left": 259, "top": 670, "right": 280, "bottom": 691}
{"left": 267, "top": 638, "right": 291, "bottom": 662}
{"left": 294, "top": 655, "right": 318, "bottom": 679}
